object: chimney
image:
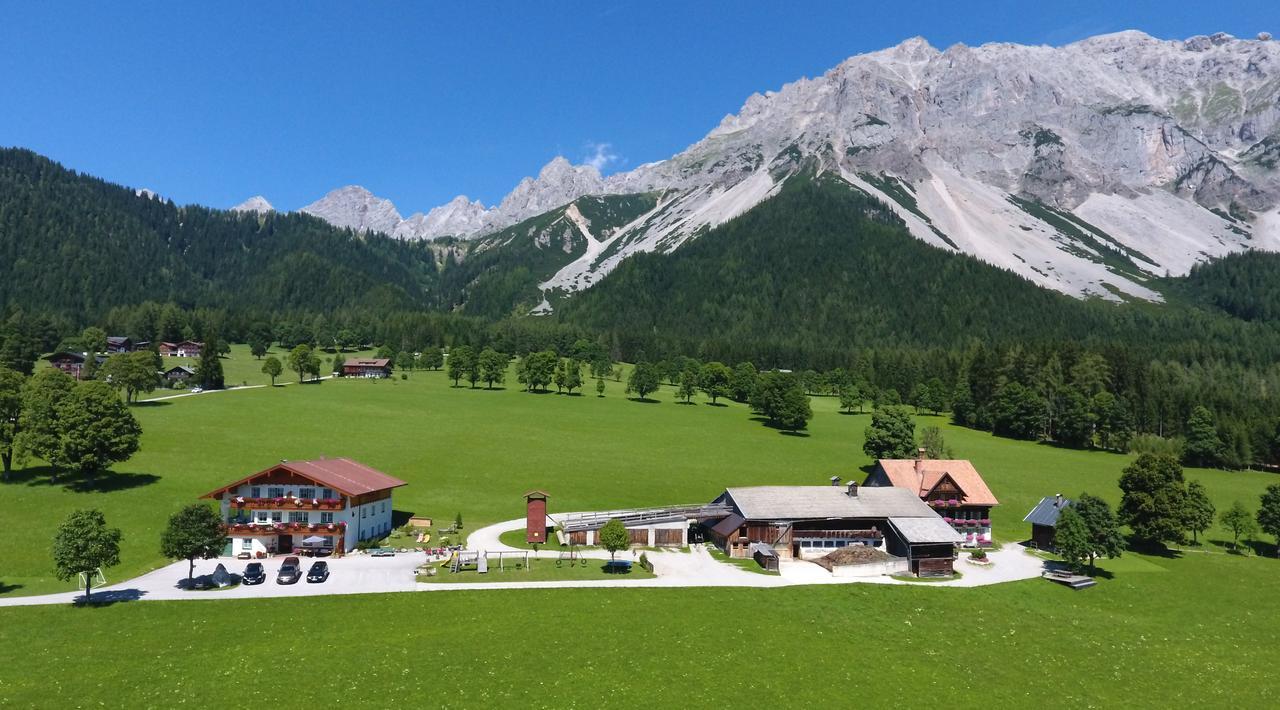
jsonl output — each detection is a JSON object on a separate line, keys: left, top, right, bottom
{"left": 915, "top": 447, "right": 926, "bottom": 477}
{"left": 846, "top": 481, "right": 859, "bottom": 497}
{"left": 830, "top": 475, "right": 842, "bottom": 487}
{"left": 1055, "top": 493, "right": 1063, "bottom": 508}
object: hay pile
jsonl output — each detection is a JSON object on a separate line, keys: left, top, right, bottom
{"left": 814, "top": 544, "right": 889, "bottom": 571}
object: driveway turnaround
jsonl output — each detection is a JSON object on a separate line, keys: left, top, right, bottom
{"left": 0, "top": 521, "right": 1047, "bottom": 607}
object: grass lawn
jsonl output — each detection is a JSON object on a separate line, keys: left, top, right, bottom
{"left": 419, "top": 557, "right": 655, "bottom": 583}
{"left": 0, "top": 550, "right": 1276, "bottom": 706}
{"left": 137, "top": 343, "right": 381, "bottom": 398}
{"left": 3, "top": 352, "right": 1278, "bottom": 596}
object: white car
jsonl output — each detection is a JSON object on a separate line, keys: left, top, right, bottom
{"left": 190, "top": 386, "right": 204, "bottom": 394}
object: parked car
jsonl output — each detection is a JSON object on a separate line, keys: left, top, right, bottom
{"left": 306, "top": 561, "right": 330, "bottom": 583}
{"left": 276, "top": 556, "right": 302, "bottom": 585}
{"left": 242, "top": 562, "right": 266, "bottom": 585}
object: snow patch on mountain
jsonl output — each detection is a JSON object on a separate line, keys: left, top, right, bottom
{"left": 231, "top": 196, "right": 274, "bottom": 213}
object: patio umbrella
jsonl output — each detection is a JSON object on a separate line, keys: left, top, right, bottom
{"left": 302, "top": 535, "right": 328, "bottom": 545}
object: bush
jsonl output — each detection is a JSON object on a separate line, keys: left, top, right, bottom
{"left": 969, "top": 549, "right": 987, "bottom": 560}
{"left": 1127, "top": 433, "right": 1184, "bottom": 459}
{"left": 638, "top": 552, "right": 654, "bottom": 572}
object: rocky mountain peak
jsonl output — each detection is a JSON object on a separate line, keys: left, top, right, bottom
{"left": 231, "top": 195, "right": 274, "bottom": 213}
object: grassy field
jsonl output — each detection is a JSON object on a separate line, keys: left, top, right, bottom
{"left": 0, "top": 550, "right": 1275, "bottom": 706}
{"left": 137, "top": 343, "right": 381, "bottom": 397}
{"left": 2, "top": 348, "right": 1279, "bottom": 704}
{"left": 3, "top": 351, "right": 1277, "bottom": 596}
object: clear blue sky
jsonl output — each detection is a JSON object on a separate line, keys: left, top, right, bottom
{"left": 1, "top": 2, "right": 1274, "bottom": 212}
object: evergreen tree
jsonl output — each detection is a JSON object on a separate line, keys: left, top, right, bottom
{"left": 920, "top": 425, "right": 950, "bottom": 459}
{"left": 1184, "top": 406, "right": 1224, "bottom": 468}
{"left": 863, "top": 406, "right": 916, "bottom": 459}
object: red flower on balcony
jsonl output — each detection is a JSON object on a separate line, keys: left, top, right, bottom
{"left": 980, "top": 519, "right": 991, "bottom": 526}
{"left": 947, "top": 498, "right": 960, "bottom": 507}
{"left": 942, "top": 517, "right": 953, "bottom": 524}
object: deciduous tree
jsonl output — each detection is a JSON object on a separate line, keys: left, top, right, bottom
{"left": 53, "top": 509, "right": 121, "bottom": 603}
{"left": 863, "top": 406, "right": 916, "bottom": 459}
{"left": 1183, "top": 480, "right": 1216, "bottom": 545}
{"left": 1118, "top": 453, "right": 1189, "bottom": 546}
{"left": 598, "top": 518, "right": 629, "bottom": 561}
{"left": 160, "top": 503, "right": 227, "bottom": 583}
{"left": 1184, "top": 406, "right": 1224, "bottom": 468}
{"left": 55, "top": 381, "right": 142, "bottom": 485}
{"left": 1220, "top": 502, "right": 1257, "bottom": 552}
{"left": 699, "top": 362, "right": 731, "bottom": 404}
{"left": 99, "top": 351, "right": 159, "bottom": 403}
{"left": 261, "top": 356, "right": 282, "bottom": 386}
{"left": 1256, "top": 484, "right": 1280, "bottom": 556}
{"left": 477, "top": 348, "right": 507, "bottom": 389}
{"left": 751, "top": 372, "right": 812, "bottom": 431}
{"left": 627, "top": 361, "right": 660, "bottom": 400}
{"left": 446, "top": 345, "right": 475, "bottom": 387}
{"left": 0, "top": 367, "right": 23, "bottom": 480}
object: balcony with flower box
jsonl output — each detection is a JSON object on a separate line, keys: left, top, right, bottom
{"left": 224, "top": 520, "right": 347, "bottom": 536}
{"left": 231, "top": 496, "right": 345, "bottom": 511}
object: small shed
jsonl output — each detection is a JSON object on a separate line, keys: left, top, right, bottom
{"left": 525, "top": 490, "right": 549, "bottom": 544}
{"left": 1024, "top": 494, "right": 1073, "bottom": 550}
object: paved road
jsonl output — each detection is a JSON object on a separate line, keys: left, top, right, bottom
{"left": 142, "top": 376, "right": 334, "bottom": 402}
{"left": 0, "top": 524, "right": 1046, "bottom": 607}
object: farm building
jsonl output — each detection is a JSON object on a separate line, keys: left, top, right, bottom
{"left": 708, "top": 481, "right": 963, "bottom": 577}
{"left": 342, "top": 358, "right": 393, "bottom": 378}
{"left": 1023, "top": 494, "right": 1073, "bottom": 550}
{"left": 539, "top": 501, "right": 726, "bottom": 548}
{"left": 163, "top": 365, "right": 196, "bottom": 382}
{"left": 45, "top": 351, "right": 105, "bottom": 380}
{"left": 201, "top": 457, "right": 406, "bottom": 556}
{"left": 865, "top": 452, "right": 999, "bottom": 547}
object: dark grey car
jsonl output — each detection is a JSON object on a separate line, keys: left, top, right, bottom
{"left": 276, "top": 556, "right": 302, "bottom": 585}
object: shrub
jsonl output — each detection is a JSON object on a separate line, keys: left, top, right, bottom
{"left": 969, "top": 549, "right": 987, "bottom": 560}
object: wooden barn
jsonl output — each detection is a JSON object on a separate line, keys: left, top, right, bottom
{"left": 1023, "top": 494, "right": 1073, "bottom": 550}
{"left": 708, "top": 481, "right": 963, "bottom": 577}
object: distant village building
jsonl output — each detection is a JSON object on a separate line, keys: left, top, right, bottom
{"left": 342, "top": 358, "right": 392, "bottom": 378}
{"left": 1023, "top": 494, "right": 1073, "bottom": 550}
{"left": 865, "top": 452, "right": 999, "bottom": 548}
{"left": 105, "top": 336, "right": 132, "bottom": 353}
{"left": 202, "top": 457, "right": 406, "bottom": 556}
{"left": 708, "top": 482, "right": 963, "bottom": 577}
{"left": 45, "top": 352, "right": 106, "bottom": 380}
{"left": 163, "top": 365, "right": 196, "bottom": 382}
{"left": 158, "top": 340, "right": 203, "bottom": 358}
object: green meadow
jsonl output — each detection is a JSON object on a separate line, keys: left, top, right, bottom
{"left": 1, "top": 351, "right": 1278, "bottom": 705}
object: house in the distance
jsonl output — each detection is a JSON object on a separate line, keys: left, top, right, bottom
{"left": 342, "top": 358, "right": 392, "bottom": 378}
{"left": 105, "top": 336, "right": 132, "bottom": 353}
{"left": 46, "top": 351, "right": 88, "bottom": 379}
{"left": 1023, "top": 494, "right": 1073, "bottom": 550}
{"left": 201, "top": 457, "right": 407, "bottom": 556}
{"left": 865, "top": 451, "right": 999, "bottom": 547}
{"left": 159, "top": 340, "right": 203, "bottom": 358}
{"left": 163, "top": 365, "right": 196, "bottom": 383}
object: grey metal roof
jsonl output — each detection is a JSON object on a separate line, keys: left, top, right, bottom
{"left": 724, "top": 486, "right": 939, "bottom": 521}
{"left": 1024, "top": 496, "right": 1073, "bottom": 527}
{"left": 710, "top": 513, "right": 745, "bottom": 537}
{"left": 888, "top": 516, "right": 964, "bottom": 544}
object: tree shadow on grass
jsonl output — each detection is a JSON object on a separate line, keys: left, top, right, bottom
{"left": 73, "top": 588, "right": 148, "bottom": 606}
{"left": 0, "top": 582, "right": 23, "bottom": 595}
{"left": 704, "top": 402, "right": 728, "bottom": 408}
{"left": 5, "top": 466, "right": 161, "bottom": 493}
{"left": 837, "top": 410, "right": 867, "bottom": 416}
{"left": 777, "top": 430, "right": 811, "bottom": 438}
{"left": 480, "top": 387, "right": 508, "bottom": 392}
{"left": 132, "top": 400, "right": 171, "bottom": 408}
{"left": 1207, "top": 538, "right": 1269, "bottom": 556}
{"left": 1125, "top": 537, "right": 1182, "bottom": 559}
{"left": 628, "top": 397, "right": 660, "bottom": 404}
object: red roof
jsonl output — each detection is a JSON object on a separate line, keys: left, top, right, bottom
{"left": 202, "top": 457, "right": 407, "bottom": 498}
{"left": 345, "top": 358, "right": 390, "bottom": 367}
{"left": 875, "top": 459, "right": 999, "bottom": 506}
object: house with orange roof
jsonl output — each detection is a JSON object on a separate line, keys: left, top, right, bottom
{"left": 865, "top": 449, "right": 999, "bottom": 548}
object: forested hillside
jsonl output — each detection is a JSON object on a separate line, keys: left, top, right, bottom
{"left": 558, "top": 176, "right": 1280, "bottom": 369}
{"left": 0, "top": 148, "right": 442, "bottom": 318}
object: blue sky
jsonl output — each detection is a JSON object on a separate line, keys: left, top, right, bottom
{"left": 1, "top": 2, "right": 1274, "bottom": 212}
